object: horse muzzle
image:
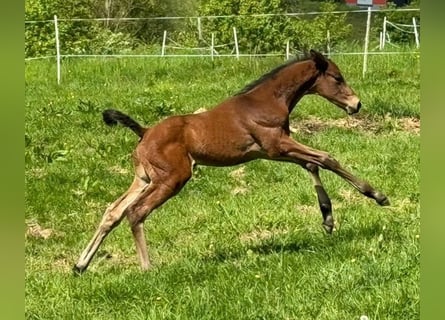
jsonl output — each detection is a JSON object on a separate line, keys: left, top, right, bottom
{"left": 345, "top": 100, "right": 361, "bottom": 115}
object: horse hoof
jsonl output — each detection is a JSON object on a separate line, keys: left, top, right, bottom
{"left": 322, "top": 223, "right": 334, "bottom": 234}
{"left": 322, "top": 216, "right": 334, "bottom": 234}
{"left": 376, "top": 194, "right": 390, "bottom": 206}
{"left": 72, "top": 265, "right": 85, "bottom": 276}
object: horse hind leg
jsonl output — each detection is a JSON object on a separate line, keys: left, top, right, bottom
{"left": 126, "top": 161, "right": 193, "bottom": 270}
{"left": 73, "top": 176, "right": 148, "bottom": 274}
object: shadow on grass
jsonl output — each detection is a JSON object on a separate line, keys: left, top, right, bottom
{"left": 247, "top": 239, "right": 314, "bottom": 255}
{"left": 200, "top": 220, "right": 384, "bottom": 264}
{"left": 200, "top": 236, "right": 318, "bottom": 264}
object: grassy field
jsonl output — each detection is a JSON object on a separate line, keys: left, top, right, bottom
{"left": 25, "top": 52, "right": 419, "bottom": 319}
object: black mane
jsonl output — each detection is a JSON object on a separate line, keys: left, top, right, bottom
{"left": 235, "top": 55, "right": 311, "bottom": 96}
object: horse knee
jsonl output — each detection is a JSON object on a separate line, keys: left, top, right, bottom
{"left": 305, "top": 162, "right": 318, "bottom": 173}
{"left": 126, "top": 199, "right": 151, "bottom": 227}
{"left": 319, "top": 152, "right": 339, "bottom": 169}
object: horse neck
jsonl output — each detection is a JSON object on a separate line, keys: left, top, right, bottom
{"left": 257, "top": 60, "right": 319, "bottom": 113}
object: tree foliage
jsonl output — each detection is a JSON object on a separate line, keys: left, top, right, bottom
{"left": 199, "top": 0, "right": 351, "bottom": 53}
{"left": 25, "top": 0, "right": 138, "bottom": 57}
{"left": 25, "top": 0, "right": 196, "bottom": 57}
{"left": 91, "top": 0, "right": 197, "bottom": 43}
{"left": 25, "top": 0, "right": 418, "bottom": 58}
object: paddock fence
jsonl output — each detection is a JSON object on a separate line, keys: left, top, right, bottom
{"left": 25, "top": 7, "right": 420, "bottom": 83}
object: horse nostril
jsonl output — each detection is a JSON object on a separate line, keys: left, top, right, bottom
{"left": 357, "top": 101, "right": 362, "bottom": 111}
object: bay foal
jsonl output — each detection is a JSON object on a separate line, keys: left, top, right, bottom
{"left": 73, "top": 50, "right": 389, "bottom": 274}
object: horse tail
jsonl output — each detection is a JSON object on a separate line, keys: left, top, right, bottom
{"left": 102, "top": 109, "right": 147, "bottom": 138}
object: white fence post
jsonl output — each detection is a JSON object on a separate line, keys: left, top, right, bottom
{"left": 197, "top": 17, "right": 202, "bottom": 41}
{"left": 161, "top": 30, "right": 167, "bottom": 56}
{"left": 211, "top": 33, "right": 215, "bottom": 61}
{"left": 54, "top": 15, "right": 61, "bottom": 84}
{"left": 362, "top": 7, "right": 371, "bottom": 78}
{"left": 412, "top": 17, "right": 419, "bottom": 48}
{"left": 286, "top": 40, "right": 290, "bottom": 60}
{"left": 233, "top": 27, "right": 239, "bottom": 59}
{"left": 326, "top": 30, "right": 331, "bottom": 58}
{"left": 382, "top": 16, "right": 387, "bottom": 49}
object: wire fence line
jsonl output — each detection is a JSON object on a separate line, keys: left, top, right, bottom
{"left": 24, "top": 8, "right": 419, "bottom": 23}
{"left": 25, "top": 7, "right": 420, "bottom": 83}
{"left": 25, "top": 50, "right": 419, "bottom": 60}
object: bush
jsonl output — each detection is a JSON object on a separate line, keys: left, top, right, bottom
{"left": 25, "top": 0, "right": 354, "bottom": 58}
{"left": 26, "top": 0, "right": 94, "bottom": 57}
{"left": 198, "top": 0, "right": 352, "bottom": 53}
{"left": 25, "top": 0, "right": 170, "bottom": 57}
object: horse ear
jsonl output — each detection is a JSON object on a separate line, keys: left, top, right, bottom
{"left": 310, "top": 49, "right": 328, "bottom": 73}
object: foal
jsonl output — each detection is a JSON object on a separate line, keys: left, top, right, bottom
{"left": 73, "top": 50, "right": 389, "bottom": 273}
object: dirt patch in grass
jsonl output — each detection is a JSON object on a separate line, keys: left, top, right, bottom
{"left": 229, "top": 166, "right": 249, "bottom": 195}
{"left": 229, "top": 166, "right": 246, "bottom": 180}
{"left": 25, "top": 221, "right": 55, "bottom": 239}
{"left": 399, "top": 117, "right": 420, "bottom": 134}
{"left": 295, "top": 204, "right": 317, "bottom": 215}
{"left": 53, "top": 256, "right": 73, "bottom": 273}
{"left": 290, "top": 115, "right": 420, "bottom": 135}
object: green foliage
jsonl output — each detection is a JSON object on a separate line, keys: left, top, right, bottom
{"left": 289, "top": 1, "right": 352, "bottom": 52}
{"left": 25, "top": 0, "right": 140, "bottom": 57}
{"left": 94, "top": 0, "right": 197, "bottom": 43}
{"left": 24, "top": 0, "right": 353, "bottom": 56}
{"left": 25, "top": 0, "right": 56, "bottom": 57}
{"left": 372, "top": 0, "right": 420, "bottom": 46}
{"left": 25, "top": 0, "right": 418, "bottom": 59}
{"left": 26, "top": 0, "right": 91, "bottom": 56}
{"left": 25, "top": 0, "right": 199, "bottom": 57}
{"left": 198, "top": 0, "right": 352, "bottom": 53}
{"left": 197, "top": 0, "right": 284, "bottom": 52}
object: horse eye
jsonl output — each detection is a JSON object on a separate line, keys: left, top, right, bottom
{"left": 334, "top": 75, "right": 343, "bottom": 82}
{"left": 328, "top": 73, "right": 343, "bottom": 82}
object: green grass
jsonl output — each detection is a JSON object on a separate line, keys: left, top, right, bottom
{"left": 25, "top": 53, "right": 419, "bottom": 319}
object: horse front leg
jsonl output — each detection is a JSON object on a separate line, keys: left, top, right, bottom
{"left": 278, "top": 136, "right": 390, "bottom": 206}
{"left": 305, "top": 163, "right": 334, "bottom": 234}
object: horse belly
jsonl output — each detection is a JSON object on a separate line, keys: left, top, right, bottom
{"left": 188, "top": 137, "right": 264, "bottom": 166}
